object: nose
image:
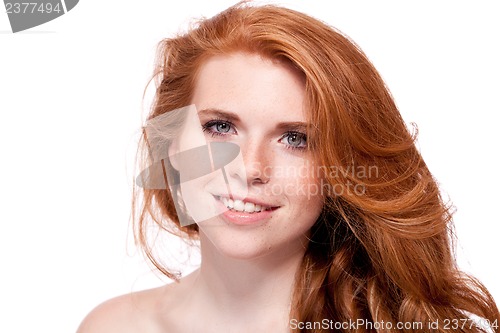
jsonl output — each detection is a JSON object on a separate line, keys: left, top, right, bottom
{"left": 230, "top": 139, "right": 272, "bottom": 186}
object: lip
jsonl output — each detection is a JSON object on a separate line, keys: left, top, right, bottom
{"left": 213, "top": 195, "right": 280, "bottom": 225}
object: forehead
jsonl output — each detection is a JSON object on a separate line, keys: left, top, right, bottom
{"left": 191, "top": 52, "right": 306, "bottom": 123}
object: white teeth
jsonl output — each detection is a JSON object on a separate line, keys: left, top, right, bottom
{"left": 233, "top": 199, "right": 245, "bottom": 211}
{"left": 222, "top": 197, "right": 233, "bottom": 209}
{"left": 220, "top": 197, "right": 269, "bottom": 213}
{"left": 244, "top": 202, "right": 255, "bottom": 213}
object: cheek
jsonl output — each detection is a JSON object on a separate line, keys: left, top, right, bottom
{"left": 276, "top": 159, "right": 324, "bottom": 222}
{"left": 179, "top": 171, "right": 226, "bottom": 223}
{"left": 278, "top": 158, "right": 323, "bottom": 200}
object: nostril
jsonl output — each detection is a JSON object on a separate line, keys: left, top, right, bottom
{"left": 252, "top": 176, "right": 270, "bottom": 185}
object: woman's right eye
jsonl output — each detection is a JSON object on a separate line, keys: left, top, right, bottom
{"left": 202, "top": 120, "right": 236, "bottom": 137}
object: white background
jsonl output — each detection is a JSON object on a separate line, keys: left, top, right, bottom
{"left": 0, "top": 1, "right": 498, "bottom": 332}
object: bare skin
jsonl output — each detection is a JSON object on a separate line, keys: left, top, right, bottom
{"left": 77, "top": 53, "right": 323, "bottom": 333}
{"left": 77, "top": 250, "right": 303, "bottom": 333}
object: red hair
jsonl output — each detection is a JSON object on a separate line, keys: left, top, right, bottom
{"left": 134, "top": 3, "right": 499, "bottom": 331}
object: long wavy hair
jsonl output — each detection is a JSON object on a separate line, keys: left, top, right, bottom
{"left": 133, "top": 3, "right": 499, "bottom": 332}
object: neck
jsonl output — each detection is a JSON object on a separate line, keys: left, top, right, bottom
{"left": 185, "top": 231, "right": 307, "bottom": 330}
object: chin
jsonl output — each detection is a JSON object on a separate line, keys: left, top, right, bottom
{"left": 199, "top": 224, "right": 307, "bottom": 262}
{"left": 201, "top": 231, "right": 272, "bottom": 259}
{"left": 219, "top": 244, "right": 276, "bottom": 260}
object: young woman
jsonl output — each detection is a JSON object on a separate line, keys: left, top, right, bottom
{"left": 78, "top": 3, "right": 499, "bottom": 332}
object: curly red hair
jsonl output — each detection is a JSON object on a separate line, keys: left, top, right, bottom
{"left": 134, "top": 3, "right": 500, "bottom": 332}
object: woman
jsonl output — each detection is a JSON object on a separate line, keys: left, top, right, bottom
{"left": 78, "top": 3, "right": 500, "bottom": 332}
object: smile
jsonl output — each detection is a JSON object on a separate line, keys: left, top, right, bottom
{"left": 215, "top": 195, "right": 278, "bottom": 214}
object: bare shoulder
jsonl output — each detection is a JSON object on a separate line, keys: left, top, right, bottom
{"left": 76, "top": 286, "right": 169, "bottom": 333}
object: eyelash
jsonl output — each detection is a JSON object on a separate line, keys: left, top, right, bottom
{"left": 201, "top": 119, "right": 307, "bottom": 151}
{"left": 202, "top": 118, "right": 235, "bottom": 137}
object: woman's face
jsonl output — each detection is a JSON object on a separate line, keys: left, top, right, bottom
{"left": 171, "top": 52, "right": 324, "bottom": 259}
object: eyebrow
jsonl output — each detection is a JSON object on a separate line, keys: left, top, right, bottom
{"left": 197, "top": 108, "right": 309, "bottom": 132}
{"left": 198, "top": 108, "right": 241, "bottom": 123}
{"left": 275, "top": 121, "right": 308, "bottom": 132}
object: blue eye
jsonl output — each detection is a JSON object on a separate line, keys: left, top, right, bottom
{"left": 215, "top": 122, "right": 231, "bottom": 133}
{"left": 281, "top": 132, "right": 307, "bottom": 150}
{"left": 202, "top": 119, "right": 235, "bottom": 137}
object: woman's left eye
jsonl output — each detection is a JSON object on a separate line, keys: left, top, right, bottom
{"left": 280, "top": 132, "right": 307, "bottom": 149}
